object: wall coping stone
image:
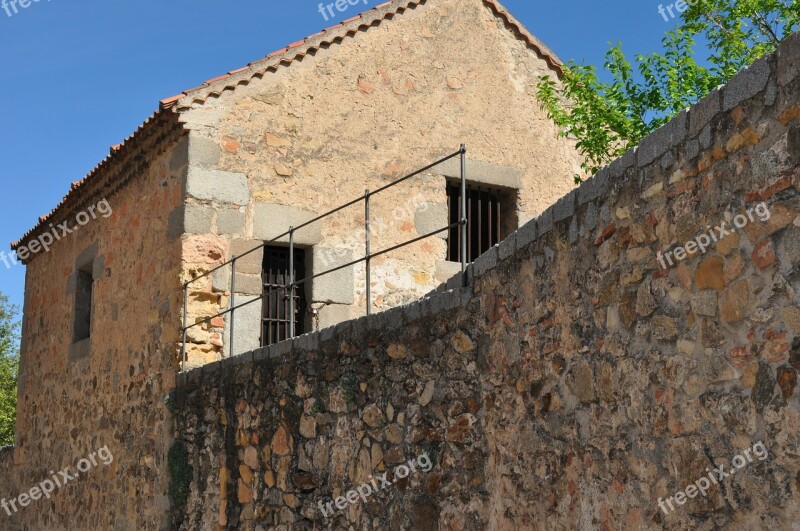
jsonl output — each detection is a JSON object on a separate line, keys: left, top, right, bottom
{"left": 722, "top": 56, "right": 771, "bottom": 111}
{"left": 178, "top": 32, "right": 800, "bottom": 379}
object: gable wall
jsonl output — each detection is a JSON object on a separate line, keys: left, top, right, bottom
{"left": 0, "top": 126, "right": 186, "bottom": 530}
{"left": 177, "top": 0, "right": 582, "bottom": 366}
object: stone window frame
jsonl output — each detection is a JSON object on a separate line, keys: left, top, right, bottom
{"left": 434, "top": 158, "right": 523, "bottom": 265}
{"left": 67, "top": 242, "right": 104, "bottom": 361}
{"left": 221, "top": 203, "right": 357, "bottom": 356}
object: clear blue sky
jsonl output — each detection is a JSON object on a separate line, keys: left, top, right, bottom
{"left": 0, "top": 0, "right": 677, "bottom": 312}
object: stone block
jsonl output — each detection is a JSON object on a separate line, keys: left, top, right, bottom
{"left": 498, "top": 231, "right": 517, "bottom": 261}
{"left": 472, "top": 245, "right": 498, "bottom": 277}
{"left": 435, "top": 260, "right": 462, "bottom": 282}
{"left": 537, "top": 206, "right": 554, "bottom": 235}
{"left": 186, "top": 167, "right": 249, "bottom": 206}
{"left": 295, "top": 332, "right": 319, "bottom": 352}
{"left": 167, "top": 205, "right": 185, "bottom": 240}
{"left": 169, "top": 136, "right": 190, "bottom": 171}
{"left": 583, "top": 202, "right": 598, "bottom": 232}
{"left": 312, "top": 248, "right": 355, "bottom": 304}
{"left": 230, "top": 240, "right": 263, "bottom": 275}
{"left": 437, "top": 157, "right": 523, "bottom": 190}
{"left": 217, "top": 209, "right": 245, "bottom": 235}
{"left": 68, "top": 337, "right": 91, "bottom": 361}
{"left": 578, "top": 166, "right": 610, "bottom": 205}
{"left": 92, "top": 254, "right": 105, "bottom": 280}
{"left": 212, "top": 264, "right": 231, "bottom": 292}
{"left": 686, "top": 139, "right": 700, "bottom": 161}
{"left": 76, "top": 242, "right": 99, "bottom": 269}
{"left": 689, "top": 88, "right": 721, "bottom": 137}
{"left": 184, "top": 204, "right": 215, "bottom": 234}
{"left": 607, "top": 148, "right": 635, "bottom": 179}
{"left": 223, "top": 295, "right": 261, "bottom": 357}
{"left": 188, "top": 135, "right": 221, "bottom": 167}
{"left": 380, "top": 305, "right": 404, "bottom": 331}
{"left": 269, "top": 339, "right": 293, "bottom": 359}
{"left": 318, "top": 304, "right": 351, "bottom": 330}
{"left": 414, "top": 203, "right": 448, "bottom": 238}
{"left": 637, "top": 111, "right": 687, "bottom": 167}
{"left": 516, "top": 218, "right": 537, "bottom": 249}
{"left": 445, "top": 271, "right": 465, "bottom": 291}
{"left": 777, "top": 31, "right": 800, "bottom": 87}
{"left": 699, "top": 124, "right": 713, "bottom": 149}
{"left": 252, "top": 203, "right": 322, "bottom": 245}
{"left": 553, "top": 190, "right": 576, "bottom": 222}
{"left": 723, "top": 57, "right": 770, "bottom": 111}
{"left": 569, "top": 217, "right": 578, "bottom": 244}
{"left": 233, "top": 273, "right": 263, "bottom": 296}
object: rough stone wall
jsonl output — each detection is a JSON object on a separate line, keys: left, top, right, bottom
{"left": 177, "top": 0, "right": 582, "bottom": 367}
{"left": 173, "top": 32, "right": 800, "bottom": 530}
{"left": 0, "top": 125, "right": 186, "bottom": 530}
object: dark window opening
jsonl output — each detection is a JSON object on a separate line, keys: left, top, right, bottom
{"left": 447, "top": 183, "right": 513, "bottom": 262}
{"left": 73, "top": 268, "right": 93, "bottom": 342}
{"left": 261, "top": 246, "right": 308, "bottom": 346}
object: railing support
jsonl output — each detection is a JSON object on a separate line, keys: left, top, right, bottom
{"left": 289, "top": 227, "right": 295, "bottom": 339}
{"left": 365, "top": 190, "right": 371, "bottom": 317}
{"left": 460, "top": 144, "right": 468, "bottom": 283}
{"left": 181, "top": 281, "right": 188, "bottom": 371}
{"left": 178, "top": 147, "right": 466, "bottom": 372}
{"left": 230, "top": 256, "right": 236, "bottom": 357}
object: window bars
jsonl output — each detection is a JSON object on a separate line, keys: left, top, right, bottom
{"left": 180, "top": 145, "right": 468, "bottom": 371}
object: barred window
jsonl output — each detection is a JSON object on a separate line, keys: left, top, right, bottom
{"left": 447, "top": 183, "right": 511, "bottom": 262}
{"left": 261, "top": 246, "right": 308, "bottom": 346}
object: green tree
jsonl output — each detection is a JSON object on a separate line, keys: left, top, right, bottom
{"left": 0, "top": 293, "right": 20, "bottom": 447}
{"left": 536, "top": 0, "right": 800, "bottom": 183}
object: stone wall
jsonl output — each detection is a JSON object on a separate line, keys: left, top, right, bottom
{"left": 173, "top": 32, "right": 800, "bottom": 529}
{"left": 0, "top": 117, "right": 186, "bottom": 530}
{"left": 177, "top": 0, "right": 583, "bottom": 367}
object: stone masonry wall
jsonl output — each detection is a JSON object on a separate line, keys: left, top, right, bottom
{"left": 173, "top": 32, "right": 800, "bottom": 529}
{"left": 0, "top": 120, "right": 186, "bottom": 530}
{"left": 177, "top": 0, "right": 583, "bottom": 367}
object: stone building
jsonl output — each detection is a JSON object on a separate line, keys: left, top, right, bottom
{"left": 1, "top": 0, "right": 581, "bottom": 528}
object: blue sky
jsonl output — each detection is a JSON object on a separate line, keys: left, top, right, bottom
{"left": 0, "top": 0, "right": 677, "bottom": 312}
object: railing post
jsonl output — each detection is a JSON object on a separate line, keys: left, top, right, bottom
{"left": 230, "top": 256, "right": 236, "bottom": 357}
{"left": 181, "top": 281, "right": 188, "bottom": 371}
{"left": 289, "top": 227, "right": 295, "bottom": 338}
{"left": 365, "top": 190, "right": 371, "bottom": 317}
{"left": 460, "top": 144, "right": 468, "bottom": 283}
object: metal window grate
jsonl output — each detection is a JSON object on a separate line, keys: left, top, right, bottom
{"left": 261, "top": 246, "right": 306, "bottom": 346}
{"left": 447, "top": 183, "right": 502, "bottom": 262}
{"left": 180, "top": 146, "right": 469, "bottom": 371}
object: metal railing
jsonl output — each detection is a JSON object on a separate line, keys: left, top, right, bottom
{"left": 180, "top": 145, "right": 469, "bottom": 371}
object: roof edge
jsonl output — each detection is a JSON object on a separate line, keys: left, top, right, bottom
{"left": 161, "top": 0, "right": 563, "bottom": 111}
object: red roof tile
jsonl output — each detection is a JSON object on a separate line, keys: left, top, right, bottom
{"left": 16, "top": 0, "right": 562, "bottom": 251}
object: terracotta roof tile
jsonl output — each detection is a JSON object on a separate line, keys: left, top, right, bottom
{"left": 15, "top": 0, "right": 561, "bottom": 251}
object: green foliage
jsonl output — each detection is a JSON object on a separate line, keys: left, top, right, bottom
{"left": 0, "top": 294, "right": 20, "bottom": 447}
{"left": 340, "top": 373, "right": 358, "bottom": 403}
{"left": 167, "top": 441, "right": 193, "bottom": 507}
{"left": 309, "top": 398, "right": 324, "bottom": 416}
{"left": 164, "top": 391, "right": 176, "bottom": 414}
{"left": 536, "top": 0, "right": 799, "bottom": 182}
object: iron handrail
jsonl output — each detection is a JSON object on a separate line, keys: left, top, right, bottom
{"left": 180, "top": 145, "right": 468, "bottom": 370}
